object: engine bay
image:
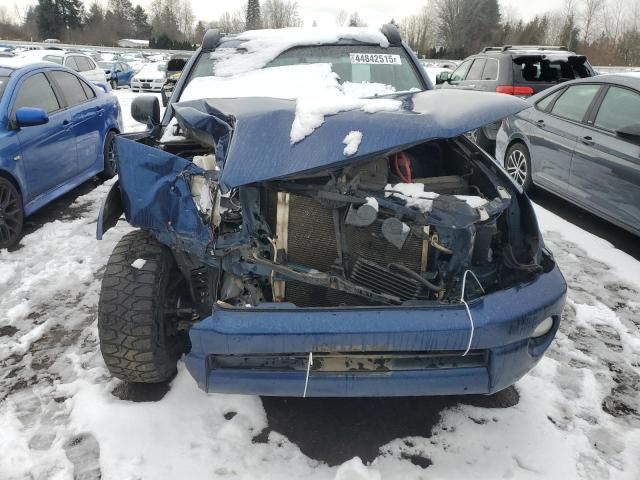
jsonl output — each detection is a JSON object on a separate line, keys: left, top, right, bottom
{"left": 172, "top": 137, "right": 547, "bottom": 310}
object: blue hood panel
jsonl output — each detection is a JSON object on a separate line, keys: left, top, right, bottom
{"left": 171, "top": 90, "right": 529, "bottom": 188}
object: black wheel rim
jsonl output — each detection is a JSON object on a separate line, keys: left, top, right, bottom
{"left": 106, "top": 136, "right": 117, "bottom": 174}
{"left": 0, "top": 183, "right": 21, "bottom": 245}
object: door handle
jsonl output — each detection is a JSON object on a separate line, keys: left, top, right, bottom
{"left": 62, "top": 119, "right": 71, "bottom": 129}
{"left": 581, "top": 136, "right": 594, "bottom": 146}
{"left": 535, "top": 119, "right": 545, "bottom": 128}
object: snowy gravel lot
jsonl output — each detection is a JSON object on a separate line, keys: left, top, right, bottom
{"left": 1, "top": 89, "right": 639, "bottom": 480}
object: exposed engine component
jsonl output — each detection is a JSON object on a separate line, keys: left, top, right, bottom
{"left": 350, "top": 258, "right": 423, "bottom": 302}
{"left": 345, "top": 198, "right": 378, "bottom": 227}
{"left": 381, "top": 217, "right": 410, "bottom": 249}
{"left": 184, "top": 138, "right": 543, "bottom": 309}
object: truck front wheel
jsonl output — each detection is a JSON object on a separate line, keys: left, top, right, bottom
{"left": 98, "top": 230, "right": 189, "bottom": 383}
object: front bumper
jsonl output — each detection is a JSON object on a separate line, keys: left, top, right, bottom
{"left": 185, "top": 264, "right": 566, "bottom": 397}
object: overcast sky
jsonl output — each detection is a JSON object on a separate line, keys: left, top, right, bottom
{"left": 4, "top": 0, "right": 563, "bottom": 27}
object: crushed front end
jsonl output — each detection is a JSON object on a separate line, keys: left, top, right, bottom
{"left": 102, "top": 91, "right": 567, "bottom": 396}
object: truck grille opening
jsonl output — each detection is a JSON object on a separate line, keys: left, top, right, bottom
{"left": 209, "top": 351, "right": 488, "bottom": 373}
{"left": 266, "top": 192, "right": 426, "bottom": 307}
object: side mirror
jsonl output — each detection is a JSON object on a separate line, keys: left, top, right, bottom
{"left": 15, "top": 107, "right": 49, "bottom": 127}
{"left": 616, "top": 124, "right": 640, "bottom": 145}
{"left": 436, "top": 71, "right": 450, "bottom": 85}
{"left": 131, "top": 95, "right": 160, "bottom": 126}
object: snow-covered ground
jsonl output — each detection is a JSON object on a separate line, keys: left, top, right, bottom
{"left": 0, "top": 90, "right": 639, "bottom": 480}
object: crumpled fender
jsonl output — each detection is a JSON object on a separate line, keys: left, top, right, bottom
{"left": 97, "top": 180, "right": 123, "bottom": 240}
{"left": 97, "top": 137, "right": 214, "bottom": 256}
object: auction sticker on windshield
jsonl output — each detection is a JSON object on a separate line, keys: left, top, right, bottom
{"left": 350, "top": 53, "right": 402, "bottom": 65}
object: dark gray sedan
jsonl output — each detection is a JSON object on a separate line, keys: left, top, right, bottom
{"left": 496, "top": 73, "right": 640, "bottom": 236}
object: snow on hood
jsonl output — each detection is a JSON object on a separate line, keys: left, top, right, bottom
{"left": 212, "top": 26, "right": 390, "bottom": 77}
{"left": 180, "top": 63, "right": 402, "bottom": 144}
{"left": 134, "top": 64, "right": 165, "bottom": 80}
{"left": 182, "top": 64, "right": 398, "bottom": 103}
{"left": 171, "top": 89, "right": 529, "bottom": 188}
{"left": 181, "top": 63, "right": 337, "bottom": 102}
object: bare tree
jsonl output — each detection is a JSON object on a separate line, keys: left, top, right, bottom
{"left": 178, "top": 0, "right": 195, "bottom": 39}
{"left": 335, "top": 9, "right": 347, "bottom": 27}
{"left": 0, "top": 6, "right": 11, "bottom": 24}
{"left": 581, "top": 0, "right": 604, "bottom": 42}
{"left": 563, "top": 0, "right": 579, "bottom": 17}
{"left": 545, "top": 11, "right": 567, "bottom": 45}
{"left": 603, "top": 0, "right": 626, "bottom": 42}
{"left": 215, "top": 9, "right": 246, "bottom": 34}
{"left": 348, "top": 12, "right": 366, "bottom": 27}
{"left": 262, "top": 0, "right": 302, "bottom": 29}
{"left": 400, "top": 5, "right": 437, "bottom": 57}
{"left": 435, "top": 0, "right": 500, "bottom": 56}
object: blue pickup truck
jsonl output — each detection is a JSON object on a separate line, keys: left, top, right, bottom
{"left": 97, "top": 25, "right": 566, "bottom": 397}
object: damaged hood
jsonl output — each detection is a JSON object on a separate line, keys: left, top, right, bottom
{"left": 171, "top": 89, "right": 529, "bottom": 188}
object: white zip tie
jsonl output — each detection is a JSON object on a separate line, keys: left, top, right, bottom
{"left": 303, "top": 352, "right": 313, "bottom": 398}
{"left": 460, "top": 270, "right": 485, "bottom": 357}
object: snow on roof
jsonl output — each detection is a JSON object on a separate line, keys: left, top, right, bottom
{"left": 214, "top": 26, "right": 390, "bottom": 77}
{"left": 0, "top": 57, "right": 46, "bottom": 69}
{"left": 119, "top": 39, "right": 149, "bottom": 45}
{"left": 18, "top": 49, "right": 66, "bottom": 60}
{"left": 180, "top": 62, "right": 401, "bottom": 144}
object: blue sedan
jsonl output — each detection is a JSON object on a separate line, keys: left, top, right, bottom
{"left": 98, "top": 61, "right": 134, "bottom": 89}
{"left": 0, "top": 61, "right": 122, "bottom": 248}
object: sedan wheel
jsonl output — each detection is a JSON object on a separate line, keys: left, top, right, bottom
{"left": 505, "top": 144, "right": 532, "bottom": 190}
{"left": 99, "top": 131, "right": 118, "bottom": 179}
{"left": 0, "top": 178, "right": 24, "bottom": 249}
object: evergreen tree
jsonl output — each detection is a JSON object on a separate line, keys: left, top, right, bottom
{"left": 107, "top": 0, "right": 135, "bottom": 38}
{"left": 559, "top": 15, "right": 580, "bottom": 51}
{"left": 36, "top": 0, "right": 62, "bottom": 39}
{"left": 86, "top": 2, "right": 104, "bottom": 27}
{"left": 132, "top": 5, "right": 152, "bottom": 39}
{"left": 58, "top": 0, "right": 84, "bottom": 31}
{"left": 246, "top": 0, "right": 262, "bottom": 30}
{"left": 194, "top": 20, "right": 207, "bottom": 42}
{"left": 348, "top": 12, "right": 364, "bottom": 27}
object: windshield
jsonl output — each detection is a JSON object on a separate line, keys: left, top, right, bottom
{"left": 186, "top": 44, "right": 423, "bottom": 96}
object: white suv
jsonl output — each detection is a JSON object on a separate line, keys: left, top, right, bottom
{"left": 18, "top": 50, "right": 107, "bottom": 83}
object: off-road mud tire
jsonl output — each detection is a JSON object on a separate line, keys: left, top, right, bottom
{"left": 98, "top": 230, "right": 188, "bottom": 383}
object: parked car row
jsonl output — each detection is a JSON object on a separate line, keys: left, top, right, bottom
{"left": 436, "top": 45, "right": 597, "bottom": 152}
{"left": 18, "top": 49, "right": 108, "bottom": 83}
{"left": 0, "top": 44, "right": 197, "bottom": 250}
{"left": 433, "top": 44, "right": 639, "bottom": 236}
